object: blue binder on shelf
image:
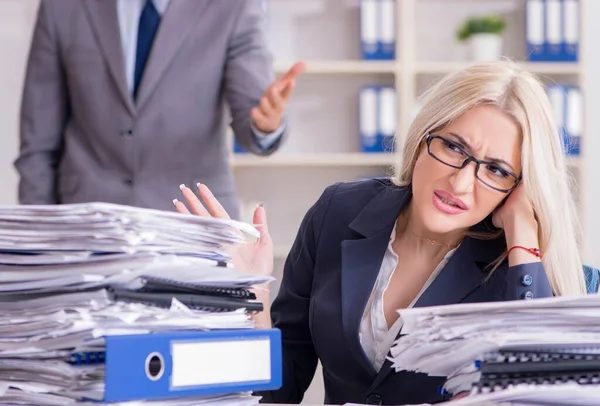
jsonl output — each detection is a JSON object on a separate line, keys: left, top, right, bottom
{"left": 546, "top": 84, "right": 582, "bottom": 156}
{"left": 377, "top": 0, "right": 396, "bottom": 60}
{"left": 546, "top": 84, "right": 568, "bottom": 153}
{"left": 526, "top": 0, "right": 580, "bottom": 62}
{"left": 95, "top": 328, "right": 282, "bottom": 402}
{"left": 562, "top": 0, "right": 579, "bottom": 61}
{"left": 564, "top": 85, "right": 582, "bottom": 156}
{"left": 360, "top": 0, "right": 396, "bottom": 60}
{"left": 377, "top": 86, "right": 397, "bottom": 153}
{"left": 526, "top": 0, "right": 546, "bottom": 61}
{"left": 360, "top": 0, "right": 379, "bottom": 59}
{"left": 233, "top": 140, "right": 247, "bottom": 154}
{"left": 359, "top": 86, "right": 380, "bottom": 152}
{"left": 545, "top": 0, "right": 563, "bottom": 61}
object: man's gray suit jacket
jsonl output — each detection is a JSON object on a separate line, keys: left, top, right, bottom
{"left": 15, "top": 0, "right": 284, "bottom": 219}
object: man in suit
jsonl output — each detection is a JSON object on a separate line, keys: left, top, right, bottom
{"left": 15, "top": 0, "right": 304, "bottom": 219}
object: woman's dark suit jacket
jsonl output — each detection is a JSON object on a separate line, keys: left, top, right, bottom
{"left": 258, "top": 178, "right": 556, "bottom": 405}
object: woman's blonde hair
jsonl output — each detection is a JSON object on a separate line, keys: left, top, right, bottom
{"left": 391, "top": 60, "right": 586, "bottom": 296}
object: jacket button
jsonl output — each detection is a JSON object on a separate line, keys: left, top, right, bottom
{"left": 123, "top": 178, "right": 133, "bottom": 186}
{"left": 120, "top": 129, "right": 133, "bottom": 136}
{"left": 520, "top": 274, "right": 533, "bottom": 286}
{"left": 365, "top": 393, "right": 383, "bottom": 405}
{"left": 522, "top": 291, "right": 534, "bottom": 300}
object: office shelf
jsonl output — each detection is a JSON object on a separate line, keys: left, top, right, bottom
{"left": 273, "top": 60, "right": 398, "bottom": 75}
{"left": 416, "top": 61, "right": 582, "bottom": 75}
{"left": 231, "top": 153, "right": 396, "bottom": 168}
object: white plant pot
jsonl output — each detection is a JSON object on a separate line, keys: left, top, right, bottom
{"left": 469, "top": 33, "right": 503, "bottom": 61}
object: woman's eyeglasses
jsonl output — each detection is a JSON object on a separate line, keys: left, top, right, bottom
{"left": 425, "top": 133, "right": 521, "bottom": 193}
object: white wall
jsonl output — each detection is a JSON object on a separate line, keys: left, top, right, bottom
{"left": 0, "top": 0, "right": 39, "bottom": 204}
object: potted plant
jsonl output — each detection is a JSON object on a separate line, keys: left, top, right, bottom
{"left": 456, "top": 15, "right": 507, "bottom": 61}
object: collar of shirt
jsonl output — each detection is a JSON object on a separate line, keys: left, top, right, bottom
{"left": 116, "top": 0, "right": 171, "bottom": 93}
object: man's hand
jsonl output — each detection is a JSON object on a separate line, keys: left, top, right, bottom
{"left": 251, "top": 61, "right": 306, "bottom": 133}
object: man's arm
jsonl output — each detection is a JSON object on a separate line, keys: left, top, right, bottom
{"left": 14, "top": 0, "right": 68, "bottom": 204}
{"left": 224, "top": 0, "right": 299, "bottom": 156}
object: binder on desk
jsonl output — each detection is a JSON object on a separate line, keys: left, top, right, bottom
{"left": 359, "top": 86, "right": 380, "bottom": 152}
{"left": 377, "top": 86, "right": 396, "bottom": 153}
{"left": 526, "top": 0, "right": 546, "bottom": 61}
{"left": 360, "top": 0, "right": 379, "bottom": 59}
{"left": 378, "top": 0, "right": 395, "bottom": 60}
{"left": 562, "top": 0, "right": 580, "bottom": 61}
{"left": 99, "top": 328, "right": 282, "bottom": 402}
{"left": 545, "top": 0, "right": 563, "bottom": 61}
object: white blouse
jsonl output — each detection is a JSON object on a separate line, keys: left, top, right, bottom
{"left": 358, "top": 224, "right": 458, "bottom": 372}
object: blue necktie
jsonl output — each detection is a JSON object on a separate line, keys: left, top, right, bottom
{"left": 134, "top": 0, "right": 161, "bottom": 100}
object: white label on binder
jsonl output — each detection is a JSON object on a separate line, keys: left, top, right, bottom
{"left": 564, "top": 0, "right": 579, "bottom": 44}
{"left": 379, "top": 0, "right": 395, "bottom": 44}
{"left": 547, "top": 86, "right": 565, "bottom": 129}
{"left": 566, "top": 87, "right": 582, "bottom": 137}
{"left": 527, "top": 0, "right": 544, "bottom": 45}
{"left": 361, "top": 0, "right": 378, "bottom": 45}
{"left": 546, "top": 0, "right": 562, "bottom": 45}
{"left": 360, "top": 88, "right": 378, "bottom": 142}
{"left": 378, "top": 87, "right": 396, "bottom": 136}
{"left": 171, "top": 338, "right": 271, "bottom": 387}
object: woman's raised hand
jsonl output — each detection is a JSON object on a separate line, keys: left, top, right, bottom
{"left": 173, "top": 183, "right": 274, "bottom": 278}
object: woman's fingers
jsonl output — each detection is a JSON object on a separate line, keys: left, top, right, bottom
{"left": 179, "top": 184, "right": 211, "bottom": 216}
{"left": 172, "top": 198, "right": 191, "bottom": 214}
{"left": 175, "top": 183, "right": 233, "bottom": 221}
{"left": 197, "top": 183, "right": 230, "bottom": 219}
{"left": 253, "top": 204, "right": 271, "bottom": 245}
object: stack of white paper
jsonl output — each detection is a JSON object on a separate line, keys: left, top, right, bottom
{"left": 433, "top": 384, "right": 600, "bottom": 406}
{"left": 0, "top": 202, "right": 271, "bottom": 405}
{"left": 389, "top": 295, "right": 600, "bottom": 402}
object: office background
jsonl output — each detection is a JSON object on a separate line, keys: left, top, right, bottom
{"left": 0, "top": 0, "right": 597, "bottom": 403}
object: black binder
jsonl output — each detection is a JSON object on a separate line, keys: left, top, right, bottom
{"left": 135, "top": 275, "right": 257, "bottom": 300}
{"left": 474, "top": 348, "right": 600, "bottom": 393}
{"left": 107, "top": 286, "right": 263, "bottom": 313}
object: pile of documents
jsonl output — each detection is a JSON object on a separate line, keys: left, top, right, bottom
{"left": 0, "top": 203, "right": 274, "bottom": 405}
{"left": 389, "top": 295, "right": 600, "bottom": 405}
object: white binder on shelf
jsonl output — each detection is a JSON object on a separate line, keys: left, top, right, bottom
{"left": 526, "top": 0, "right": 546, "bottom": 61}
{"left": 359, "top": 86, "right": 380, "bottom": 152}
{"left": 360, "top": 0, "right": 379, "bottom": 59}
{"left": 378, "top": 0, "right": 396, "bottom": 60}
{"left": 545, "top": 0, "right": 563, "bottom": 60}
{"left": 562, "top": 0, "right": 580, "bottom": 61}
{"left": 378, "top": 87, "right": 397, "bottom": 153}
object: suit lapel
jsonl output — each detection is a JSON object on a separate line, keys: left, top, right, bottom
{"left": 83, "top": 0, "right": 135, "bottom": 115}
{"left": 135, "top": 0, "right": 209, "bottom": 110}
{"left": 340, "top": 184, "right": 411, "bottom": 378}
{"left": 369, "top": 223, "right": 505, "bottom": 390}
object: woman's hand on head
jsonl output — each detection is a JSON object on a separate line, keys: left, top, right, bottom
{"left": 492, "top": 183, "right": 537, "bottom": 231}
{"left": 173, "top": 183, "right": 274, "bottom": 278}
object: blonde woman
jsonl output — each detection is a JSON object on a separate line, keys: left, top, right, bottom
{"left": 175, "top": 60, "right": 595, "bottom": 405}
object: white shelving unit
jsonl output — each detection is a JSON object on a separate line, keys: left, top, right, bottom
{"left": 231, "top": 0, "right": 590, "bottom": 264}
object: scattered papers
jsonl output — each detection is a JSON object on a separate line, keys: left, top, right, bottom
{"left": 0, "top": 202, "right": 269, "bottom": 405}
{"left": 389, "top": 295, "right": 600, "bottom": 404}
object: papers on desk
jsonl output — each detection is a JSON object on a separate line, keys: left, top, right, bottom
{"left": 389, "top": 295, "right": 600, "bottom": 405}
{"left": 0, "top": 202, "right": 271, "bottom": 405}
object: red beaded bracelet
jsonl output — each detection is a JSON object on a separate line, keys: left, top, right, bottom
{"left": 507, "top": 245, "right": 543, "bottom": 259}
